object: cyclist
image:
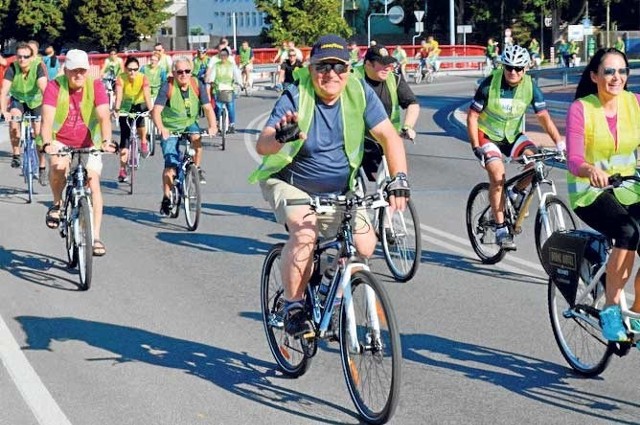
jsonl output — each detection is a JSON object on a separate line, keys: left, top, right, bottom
{"left": 154, "top": 43, "right": 173, "bottom": 75}
{"left": 485, "top": 37, "right": 500, "bottom": 72}
{"left": 528, "top": 37, "right": 541, "bottom": 68}
{"left": 467, "top": 44, "right": 564, "bottom": 250}
{"left": 0, "top": 42, "right": 48, "bottom": 184}
{"left": 568, "top": 40, "right": 580, "bottom": 67}
{"left": 248, "top": 34, "right": 410, "bottom": 338}
{"left": 152, "top": 55, "right": 217, "bottom": 213}
{"left": 39, "top": 49, "right": 115, "bottom": 256}
{"left": 392, "top": 44, "right": 408, "bottom": 81}
{"left": 566, "top": 48, "right": 640, "bottom": 341}
{"left": 43, "top": 45, "right": 61, "bottom": 80}
{"left": 113, "top": 57, "right": 154, "bottom": 182}
{"left": 276, "top": 49, "right": 303, "bottom": 92}
{"left": 141, "top": 52, "right": 167, "bottom": 100}
{"left": 557, "top": 38, "right": 570, "bottom": 67}
{"left": 272, "top": 40, "right": 289, "bottom": 64}
{"left": 614, "top": 35, "right": 626, "bottom": 54}
{"left": 238, "top": 41, "right": 254, "bottom": 91}
{"left": 354, "top": 45, "right": 419, "bottom": 181}
{"left": 100, "top": 48, "right": 123, "bottom": 80}
{"left": 347, "top": 41, "right": 360, "bottom": 65}
{"left": 207, "top": 47, "right": 242, "bottom": 134}
{"left": 192, "top": 47, "right": 210, "bottom": 85}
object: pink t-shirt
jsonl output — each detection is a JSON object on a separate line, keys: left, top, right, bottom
{"left": 43, "top": 79, "right": 109, "bottom": 148}
{"left": 566, "top": 93, "right": 640, "bottom": 175}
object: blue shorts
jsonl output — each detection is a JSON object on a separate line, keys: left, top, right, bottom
{"left": 160, "top": 123, "right": 201, "bottom": 169}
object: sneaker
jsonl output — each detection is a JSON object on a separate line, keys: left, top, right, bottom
{"left": 117, "top": 168, "right": 128, "bottom": 183}
{"left": 496, "top": 227, "right": 517, "bottom": 251}
{"left": 630, "top": 317, "right": 640, "bottom": 332}
{"left": 11, "top": 155, "right": 20, "bottom": 168}
{"left": 38, "top": 167, "right": 48, "bottom": 186}
{"left": 198, "top": 167, "right": 206, "bottom": 185}
{"left": 140, "top": 142, "right": 150, "bottom": 158}
{"left": 283, "top": 302, "right": 314, "bottom": 338}
{"left": 600, "top": 305, "right": 629, "bottom": 341}
{"left": 228, "top": 124, "right": 236, "bottom": 134}
{"left": 159, "top": 196, "right": 171, "bottom": 216}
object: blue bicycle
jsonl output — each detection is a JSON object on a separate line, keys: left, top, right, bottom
{"left": 12, "top": 114, "right": 40, "bottom": 203}
{"left": 166, "top": 132, "right": 202, "bottom": 231}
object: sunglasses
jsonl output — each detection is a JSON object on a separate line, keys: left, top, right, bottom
{"left": 504, "top": 65, "right": 524, "bottom": 73}
{"left": 126, "top": 67, "right": 139, "bottom": 72}
{"left": 154, "top": 49, "right": 163, "bottom": 52}
{"left": 175, "top": 69, "right": 192, "bottom": 75}
{"left": 313, "top": 62, "right": 349, "bottom": 75}
{"left": 16, "top": 54, "right": 32, "bottom": 60}
{"left": 602, "top": 67, "right": 629, "bottom": 77}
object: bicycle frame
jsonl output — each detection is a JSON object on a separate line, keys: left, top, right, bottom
{"left": 61, "top": 152, "right": 94, "bottom": 241}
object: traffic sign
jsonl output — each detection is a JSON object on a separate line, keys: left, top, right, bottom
{"left": 388, "top": 6, "right": 404, "bottom": 24}
{"left": 415, "top": 22, "right": 424, "bottom": 33}
{"left": 457, "top": 25, "right": 472, "bottom": 34}
{"left": 414, "top": 10, "right": 424, "bottom": 21}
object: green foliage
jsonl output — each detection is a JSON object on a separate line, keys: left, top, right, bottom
{"left": 256, "top": 0, "right": 352, "bottom": 46}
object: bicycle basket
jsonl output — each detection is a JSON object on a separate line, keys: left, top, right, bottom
{"left": 541, "top": 230, "right": 596, "bottom": 306}
{"left": 217, "top": 90, "right": 234, "bottom": 103}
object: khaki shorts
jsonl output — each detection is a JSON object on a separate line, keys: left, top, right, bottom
{"left": 51, "top": 152, "right": 103, "bottom": 176}
{"left": 260, "top": 178, "right": 371, "bottom": 238}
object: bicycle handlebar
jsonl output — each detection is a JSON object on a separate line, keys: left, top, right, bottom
{"left": 47, "top": 145, "right": 112, "bottom": 157}
{"left": 510, "top": 147, "right": 566, "bottom": 165}
{"left": 285, "top": 193, "right": 388, "bottom": 212}
{"left": 606, "top": 173, "right": 640, "bottom": 189}
{"left": 9, "top": 114, "right": 41, "bottom": 122}
{"left": 118, "top": 111, "right": 150, "bottom": 119}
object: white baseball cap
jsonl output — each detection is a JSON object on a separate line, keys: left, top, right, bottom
{"left": 65, "top": 49, "right": 90, "bottom": 70}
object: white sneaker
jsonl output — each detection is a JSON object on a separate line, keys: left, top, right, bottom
{"left": 496, "top": 227, "right": 516, "bottom": 251}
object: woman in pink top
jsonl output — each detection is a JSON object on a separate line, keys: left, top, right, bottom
{"left": 566, "top": 47, "right": 640, "bottom": 341}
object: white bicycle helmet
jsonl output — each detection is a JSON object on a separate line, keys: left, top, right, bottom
{"left": 501, "top": 44, "right": 530, "bottom": 67}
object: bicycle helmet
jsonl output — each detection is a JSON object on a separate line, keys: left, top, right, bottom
{"left": 501, "top": 44, "right": 530, "bottom": 67}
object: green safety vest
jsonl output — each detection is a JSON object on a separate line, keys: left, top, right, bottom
{"left": 239, "top": 47, "right": 252, "bottom": 65}
{"left": 529, "top": 41, "right": 540, "bottom": 54}
{"left": 10, "top": 60, "right": 43, "bottom": 109}
{"left": 104, "top": 58, "right": 122, "bottom": 77}
{"left": 393, "top": 48, "right": 407, "bottom": 65}
{"left": 614, "top": 40, "right": 625, "bottom": 53}
{"left": 143, "top": 65, "right": 163, "bottom": 97}
{"left": 193, "top": 56, "right": 210, "bottom": 76}
{"left": 248, "top": 67, "right": 366, "bottom": 189}
{"left": 51, "top": 75, "right": 102, "bottom": 146}
{"left": 569, "top": 42, "right": 579, "bottom": 55}
{"left": 353, "top": 64, "right": 400, "bottom": 130}
{"left": 486, "top": 44, "right": 497, "bottom": 58}
{"left": 477, "top": 69, "right": 533, "bottom": 143}
{"left": 119, "top": 72, "right": 145, "bottom": 112}
{"left": 214, "top": 61, "right": 234, "bottom": 91}
{"left": 567, "top": 92, "right": 640, "bottom": 209}
{"left": 160, "top": 77, "right": 200, "bottom": 133}
{"left": 349, "top": 49, "right": 359, "bottom": 64}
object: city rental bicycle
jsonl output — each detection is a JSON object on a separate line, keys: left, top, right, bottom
{"left": 466, "top": 147, "right": 576, "bottom": 266}
{"left": 52, "top": 147, "right": 103, "bottom": 290}
{"left": 119, "top": 111, "right": 150, "bottom": 195}
{"left": 355, "top": 137, "right": 421, "bottom": 282}
{"left": 165, "top": 132, "right": 202, "bottom": 231}
{"left": 260, "top": 193, "right": 402, "bottom": 424}
{"left": 216, "top": 89, "right": 233, "bottom": 151}
{"left": 543, "top": 174, "right": 640, "bottom": 377}
{"left": 12, "top": 114, "right": 40, "bottom": 203}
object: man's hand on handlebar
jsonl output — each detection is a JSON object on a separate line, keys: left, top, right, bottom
{"left": 275, "top": 111, "right": 306, "bottom": 144}
{"left": 385, "top": 172, "right": 410, "bottom": 211}
{"left": 400, "top": 126, "right": 416, "bottom": 142}
{"left": 101, "top": 140, "right": 119, "bottom": 153}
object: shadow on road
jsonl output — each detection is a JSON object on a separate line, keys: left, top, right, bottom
{"left": 201, "top": 202, "right": 275, "bottom": 222}
{"left": 156, "top": 232, "right": 274, "bottom": 256}
{"left": 402, "top": 333, "right": 640, "bottom": 424}
{"left": 15, "top": 316, "right": 358, "bottom": 424}
{"left": 0, "top": 247, "right": 81, "bottom": 291}
{"left": 103, "top": 205, "right": 186, "bottom": 232}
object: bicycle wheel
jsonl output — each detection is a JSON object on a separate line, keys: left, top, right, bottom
{"left": 23, "top": 140, "right": 36, "bottom": 204}
{"left": 426, "top": 71, "right": 434, "bottom": 84}
{"left": 76, "top": 197, "right": 93, "bottom": 290}
{"left": 535, "top": 196, "right": 577, "bottom": 274}
{"left": 413, "top": 68, "right": 422, "bottom": 84}
{"left": 183, "top": 165, "right": 201, "bottom": 231}
{"left": 64, "top": 201, "right": 78, "bottom": 269}
{"left": 127, "top": 137, "right": 138, "bottom": 195}
{"left": 465, "top": 182, "right": 506, "bottom": 264}
{"left": 169, "top": 183, "right": 181, "bottom": 219}
{"left": 220, "top": 107, "right": 227, "bottom": 151}
{"left": 260, "top": 243, "right": 311, "bottom": 377}
{"left": 379, "top": 199, "right": 421, "bottom": 282}
{"left": 340, "top": 270, "right": 401, "bottom": 424}
{"left": 147, "top": 119, "right": 157, "bottom": 157}
{"left": 548, "top": 272, "right": 614, "bottom": 376}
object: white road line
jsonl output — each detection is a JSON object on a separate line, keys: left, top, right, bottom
{"left": 244, "top": 111, "right": 271, "bottom": 164}
{"left": 0, "top": 315, "right": 72, "bottom": 425}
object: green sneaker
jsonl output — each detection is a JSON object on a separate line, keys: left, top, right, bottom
{"left": 629, "top": 317, "right": 640, "bottom": 332}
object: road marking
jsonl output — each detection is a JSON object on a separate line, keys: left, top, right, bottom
{"left": 0, "top": 315, "right": 72, "bottom": 425}
{"left": 244, "top": 111, "right": 270, "bottom": 164}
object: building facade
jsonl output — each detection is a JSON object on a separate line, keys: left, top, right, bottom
{"left": 188, "top": 0, "right": 266, "bottom": 48}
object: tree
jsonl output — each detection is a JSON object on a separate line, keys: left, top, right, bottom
{"left": 0, "top": 0, "right": 68, "bottom": 46}
{"left": 256, "top": 0, "right": 352, "bottom": 46}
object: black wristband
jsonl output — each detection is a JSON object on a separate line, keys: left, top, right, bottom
{"left": 40, "top": 142, "right": 51, "bottom": 153}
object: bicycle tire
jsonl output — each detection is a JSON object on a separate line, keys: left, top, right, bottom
{"left": 413, "top": 69, "right": 422, "bottom": 84}
{"left": 340, "top": 270, "right": 401, "bottom": 424}
{"left": 169, "top": 184, "right": 181, "bottom": 219}
{"left": 426, "top": 71, "right": 434, "bottom": 84}
{"left": 183, "top": 165, "right": 201, "bottom": 231}
{"left": 534, "top": 196, "right": 577, "bottom": 275}
{"left": 465, "top": 182, "right": 506, "bottom": 264}
{"left": 379, "top": 199, "right": 421, "bottom": 282}
{"left": 65, "top": 199, "right": 78, "bottom": 268}
{"left": 147, "top": 119, "right": 157, "bottom": 157}
{"left": 547, "top": 275, "right": 613, "bottom": 376}
{"left": 23, "top": 139, "right": 37, "bottom": 204}
{"left": 76, "top": 197, "right": 93, "bottom": 291}
{"left": 220, "top": 107, "right": 227, "bottom": 151}
{"left": 128, "top": 136, "right": 138, "bottom": 195}
{"left": 260, "top": 243, "right": 311, "bottom": 377}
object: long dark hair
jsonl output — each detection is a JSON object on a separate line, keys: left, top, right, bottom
{"left": 574, "top": 48, "right": 629, "bottom": 100}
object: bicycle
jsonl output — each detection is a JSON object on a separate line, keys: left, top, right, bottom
{"left": 413, "top": 58, "right": 438, "bottom": 84}
{"left": 164, "top": 132, "right": 202, "bottom": 231}
{"left": 260, "top": 193, "right": 402, "bottom": 424}
{"left": 51, "top": 147, "right": 104, "bottom": 290}
{"left": 543, "top": 174, "right": 640, "bottom": 376}
{"left": 355, "top": 136, "right": 421, "bottom": 282}
{"left": 216, "top": 89, "right": 233, "bottom": 151}
{"left": 12, "top": 114, "right": 40, "bottom": 203}
{"left": 102, "top": 74, "right": 116, "bottom": 112}
{"left": 466, "top": 147, "right": 576, "bottom": 267}
{"left": 118, "top": 111, "right": 150, "bottom": 195}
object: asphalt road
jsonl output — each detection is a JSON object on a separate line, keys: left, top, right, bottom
{"left": 1, "top": 76, "right": 640, "bottom": 425}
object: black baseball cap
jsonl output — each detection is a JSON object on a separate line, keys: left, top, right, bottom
{"left": 310, "top": 34, "right": 349, "bottom": 64}
{"left": 364, "top": 45, "right": 397, "bottom": 65}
